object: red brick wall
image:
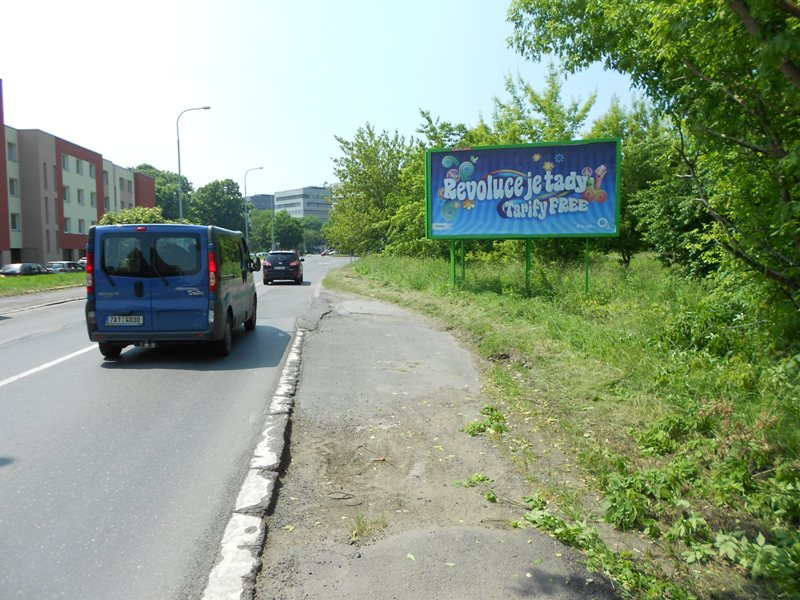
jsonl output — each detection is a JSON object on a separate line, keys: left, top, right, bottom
{"left": 134, "top": 172, "right": 156, "bottom": 208}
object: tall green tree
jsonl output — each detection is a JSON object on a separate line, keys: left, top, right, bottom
{"left": 492, "top": 63, "right": 595, "bottom": 144}
{"left": 273, "top": 210, "right": 303, "bottom": 250}
{"left": 325, "top": 124, "right": 416, "bottom": 255}
{"left": 588, "top": 98, "right": 694, "bottom": 267}
{"left": 249, "top": 209, "right": 274, "bottom": 251}
{"left": 299, "top": 216, "right": 325, "bottom": 252}
{"left": 134, "top": 164, "right": 193, "bottom": 222}
{"left": 508, "top": 0, "right": 800, "bottom": 303}
{"left": 188, "top": 179, "right": 245, "bottom": 231}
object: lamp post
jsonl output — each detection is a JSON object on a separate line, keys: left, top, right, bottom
{"left": 176, "top": 106, "right": 211, "bottom": 223}
{"left": 243, "top": 166, "right": 263, "bottom": 243}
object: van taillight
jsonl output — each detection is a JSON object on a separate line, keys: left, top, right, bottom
{"left": 208, "top": 250, "right": 218, "bottom": 292}
{"left": 86, "top": 251, "right": 94, "bottom": 294}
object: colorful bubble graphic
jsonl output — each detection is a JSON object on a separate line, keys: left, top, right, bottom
{"left": 441, "top": 200, "right": 459, "bottom": 221}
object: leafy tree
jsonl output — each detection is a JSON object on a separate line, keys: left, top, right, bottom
{"left": 249, "top": 209, "right": 273, "bottom": 252}
{"left": 507, "top": 0, "right": 800, "bottom": 303}
{"left": 325, "top": 124, "right": 416, "bottom": 255}
{"left": 492, "top": 63, "right": 595, "bottom": 144}
{"left": 99, "top": 206, "right": 169, "bottom": 225}
{"left": 188, "top": 179, "right": 245, "bottom": 231}
{"left": 588, "top": 98, "right": 690, "bottom": 267}
{"left": 134, "top": 164, "right": 192, "bottom": 222}
{"left": 273, "top": 210, "right": 303, "bottom": 250}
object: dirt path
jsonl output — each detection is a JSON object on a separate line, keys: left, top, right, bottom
{"left": 254, "top": 291, "right": 618, "bottom": 599}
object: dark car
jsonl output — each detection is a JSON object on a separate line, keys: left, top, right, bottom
{"left": 0, "top": 262, "right": 53, "bottom": 276}
{"left": 263, "top": 251, "right": 304, "bottom": 285}
{"left": 47, "top": 260, "right": 84, "bottom": 273}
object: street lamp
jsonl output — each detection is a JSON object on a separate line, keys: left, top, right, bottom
{"left": 243, "top": 166, "right": 263, "bottom": 243}
{"left": 176, "top": 106, "right": 211, "bottom": 223}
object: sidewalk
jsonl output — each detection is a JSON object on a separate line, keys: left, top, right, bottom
{"left": 0, "top": 287, "right": 85, "bottom": 316}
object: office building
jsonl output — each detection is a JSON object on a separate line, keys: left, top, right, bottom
{"left": 274, "top": 186, "right": 332, "bottom": 222}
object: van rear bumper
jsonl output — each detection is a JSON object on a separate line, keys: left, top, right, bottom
{"left": 88, "top": 329, "right": 218, "bottom": 344}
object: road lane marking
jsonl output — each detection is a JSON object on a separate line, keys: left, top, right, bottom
{"left": 0, "top": 345, "right": 96, "bottom": 389}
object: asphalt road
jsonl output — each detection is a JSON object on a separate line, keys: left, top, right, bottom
{"left": 0, "top": 256, "right": 349, "bottom": 600}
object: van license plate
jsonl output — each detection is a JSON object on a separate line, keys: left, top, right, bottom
{"left": 106, "top": 315, "right": 144, "bottom": 326}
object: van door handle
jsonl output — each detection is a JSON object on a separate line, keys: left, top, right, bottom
{"left": 134, "top": 281, "right": 144, "bottom": 297}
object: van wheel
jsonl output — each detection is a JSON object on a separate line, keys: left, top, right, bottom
{"left": 244, "top": 296, "right": 257, "bottom": 331}
{"left": 99, "top": 343, "right": 122, "bottom": 359}
{"left": 214, "top": 313, "right": 233, "bottom": 356}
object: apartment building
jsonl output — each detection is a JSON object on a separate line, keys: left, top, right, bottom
{"left": 273, "top": 186, "right": 332, "bottom": 222}
{"left": 1, "top": 79, "right": 155, "bottom": 266}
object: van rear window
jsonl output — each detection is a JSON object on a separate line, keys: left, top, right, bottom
{"left": 154, "top": 235, "right": 201, "bottom": 276}
{"left": 101, "top": 233, "right": 201, "bottom": 277}
{"left": 102, "top": 234, "right": 150, "bottom": 277}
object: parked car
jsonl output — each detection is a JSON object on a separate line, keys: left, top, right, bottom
{"left": 263, "top": 250, "right": 304, "bottom": 285}
{"left": 77, "top": 256, "right": 87, "bottom": 268}
{"left": 85, "top": 224, "right": 259, "bottom": 359}
{"left": 47, "top": 260, "right": 84, "bottom": 273}
{"left": 0, "top": 263, "right": 53, "bottom": 276}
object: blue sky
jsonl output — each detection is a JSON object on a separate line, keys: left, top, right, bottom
{"left": 1, "top": 0, "right": 634, "bottom": 196}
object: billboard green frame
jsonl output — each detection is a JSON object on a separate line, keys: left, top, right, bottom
{"left": 425, "top": 138, "right": 621, "bottom": 240}
{"left": 425, "top": 138, "right": 622, "bottom": 291}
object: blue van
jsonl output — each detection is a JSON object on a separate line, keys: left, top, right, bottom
{"left": 85, "top": 224, "right": 258, "bottom": 359}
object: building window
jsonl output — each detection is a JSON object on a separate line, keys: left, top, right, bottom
{"left": 103, "top": 170, "right": 109, "bottom": 185}
{"left": 45, "top": 196, "right": 49, "bottom": 224}
{"left": 78, "top": 219, "right": 85, "bottom": 234}
{"left": 78, "top": 189, "right": 85, "bottom": 205}
{"left": 127, "top": 180, "right": 132, "bottom": 193}
{"left": 46, "top": 230, "right": 51, "bottom": 253}
{"left": 91, "top": 192, "right": 96, "bottom": 207}
{"left": 104, "top": 196, "right": 109, "bottom": 211}
{"left": 89, "top": 163, "right": 96, "bottom": 179}
{"left": 7, "top": 142, "right": 17, "bottom": 161}
{"left": 9, "top": 178, "right": 19, "bottom": 196}
{"left": 63, "top": 186, "right": 70, "bottom": 202}
{"left": 10, "top": 213, "right": 21, "bottom": 231}
{"left": 62, "top": 155, "right": 69, "bottom": 171}
{"left": 43, "top": 162, "right": 48, "bottom": 189}
{"left": 76, "top": 159, "right": 83, "bottom": 175}
{"left": 64, "top": 217, "right": 71, "bottom": 233}
{"left": 119, "top": 177, "right": 124, "bottom": 192}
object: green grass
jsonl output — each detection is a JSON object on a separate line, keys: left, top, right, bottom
{"left": 0, "top": 273, "right": 85, "bottom": 297}
{"left": 325, "top": 254, "right": 800, "bottom": 599}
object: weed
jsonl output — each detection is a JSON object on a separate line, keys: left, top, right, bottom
{"left": 453, "top": 473, "right": 493, "bottom": 488}
{"left": 463, "top": 405, "right": 509, "bottom": 436}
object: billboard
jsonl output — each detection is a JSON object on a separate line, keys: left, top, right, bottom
{"left": 426, "top": 139, "right": 620, "bottom": 239}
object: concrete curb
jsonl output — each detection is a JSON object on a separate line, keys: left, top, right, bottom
{"left": 201, "top": 329, "right": 305, "bottom": 600}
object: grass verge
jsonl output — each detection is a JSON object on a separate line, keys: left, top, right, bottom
{"left": 324, "top": 254, "right": 800, "bottom": 599}
{"left": 0, "top": 273, "right": 85, "bottom": 297}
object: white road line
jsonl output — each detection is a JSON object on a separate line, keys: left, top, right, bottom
{"left": 0, "top": 345, "right": 96, "bottom": 389}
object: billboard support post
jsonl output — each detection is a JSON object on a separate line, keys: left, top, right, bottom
{"left": 460, "top": 240, "right": 466, "bottom": 284}
{"left": 450, "top": 240, "right": 456, "bottom": 286}
{"left": 585, "top": 239, "right": 590, "bottom": 295}
{"left": 525, "top": 240, "right": 532, "bottom": 292}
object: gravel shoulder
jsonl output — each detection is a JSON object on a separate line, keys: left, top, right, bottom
{"left": 255, "top": 290, "right": 618, "bottom": 599}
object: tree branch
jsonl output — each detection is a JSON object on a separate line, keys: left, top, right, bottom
{"left": 729, "top": 0, "right": 800, "bottom": 91}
